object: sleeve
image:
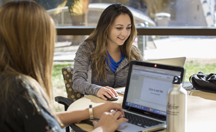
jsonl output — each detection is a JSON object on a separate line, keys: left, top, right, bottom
{"left": 72, "top": 41, "right": 102, "bottom": 95}
{"left": 5, "top": 80, "right": 62, "bottom": 132}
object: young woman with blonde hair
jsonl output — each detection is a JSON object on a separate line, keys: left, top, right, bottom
{"left": 73, "top": 3, "right": 143, "bottom": 100}
{"left": 0, "top": 1, "right": 127, "bottom": 131}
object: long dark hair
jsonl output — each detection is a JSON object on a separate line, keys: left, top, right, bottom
{"left": 86, "top": 4, "right": 141, "bottom": 79}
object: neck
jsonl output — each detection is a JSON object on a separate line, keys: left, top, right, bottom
{"left": 106, "top": 44, "right": 122, "bottom": 62}
{"left": 107, "top": 45, "right": 120, "bottom": 54}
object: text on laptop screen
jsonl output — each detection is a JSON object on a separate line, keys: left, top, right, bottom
{"left": 125, "top": 64, "right": 182, "bottom": 116}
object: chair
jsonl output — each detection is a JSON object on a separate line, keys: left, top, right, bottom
{"left": 61, "top": 66, "right": 84, "bottom": 102}
{"left": 55, "top": 66, "right": 119, "bottom": 132}
{"left": 55, "top": 66, "right": 88, "bottom": 132}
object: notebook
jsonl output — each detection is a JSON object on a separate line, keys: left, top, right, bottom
{"left": 145, "top": 57, "right": 186, "bottom": 67}
{"left": 117, "top": 60, "right": 185, "bottom": 132}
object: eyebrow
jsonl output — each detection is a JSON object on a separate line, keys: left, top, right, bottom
{"left": 115, "top": 24, "right": 132, "bottom": 26}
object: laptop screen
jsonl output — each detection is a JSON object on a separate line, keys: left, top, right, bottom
{"left": 122, "top": 60, "right": 184, "bottom": 120}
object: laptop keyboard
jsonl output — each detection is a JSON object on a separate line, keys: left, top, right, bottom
{"left": 125, "top": 112, "right": 162, "bottom": 128}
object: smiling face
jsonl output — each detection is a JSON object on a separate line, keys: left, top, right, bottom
{"left": 107, "top": 14, "right": 132, "bottom": 48}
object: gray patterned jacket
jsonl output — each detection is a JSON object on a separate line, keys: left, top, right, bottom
{"left": 72, "top": 41, "right": 142, "bottom": 96}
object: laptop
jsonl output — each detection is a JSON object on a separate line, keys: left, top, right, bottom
{"left": 145, "top": 57, "right": 186, "bottom": 67}
{"left": 117, "top": 60, "right": 185, "bottom": 132}
{"left": 116, "top": 57, "right": 186, "bottom": 95}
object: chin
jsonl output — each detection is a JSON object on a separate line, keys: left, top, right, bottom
{"left": 117, "top": 43, "right": 124, "bottom": 46}
{"left": 117, "top": 41, "right": 125, "bottom": 46}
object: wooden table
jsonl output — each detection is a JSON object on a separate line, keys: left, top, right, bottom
{"left": 67, "top": 88, "right": 216, "bottom": 132}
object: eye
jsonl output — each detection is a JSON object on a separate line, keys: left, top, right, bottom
{"left": 127, "top": 27, "right": 132, "bottom": 30}
{"left": 116, "top": 27, "right": 123, "bottom": 30}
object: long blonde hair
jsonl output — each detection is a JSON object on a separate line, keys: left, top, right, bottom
{"left": 85, "top": 4, "right": 142, "bottom": 80}
{"left": 0, "top": 1, "right": 55, "bottom": 109}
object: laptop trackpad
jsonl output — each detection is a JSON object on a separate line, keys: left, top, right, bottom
{"left": 117, "top": 122, "right": 144, "bottom": 132}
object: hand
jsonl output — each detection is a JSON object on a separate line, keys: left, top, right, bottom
{"left": 97, "top": 86, "right": 118, "bottom": 100}
{"left": 93, "top": 102, "right": 124, "bottom": 119}
{"left": 93, "top": 110, "right": 128, "bottom": 132}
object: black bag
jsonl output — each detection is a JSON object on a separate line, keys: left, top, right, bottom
{"left": 189, "top": 71, "right": 216, "bottom": 93}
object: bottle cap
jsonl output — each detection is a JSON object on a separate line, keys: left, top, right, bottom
{"left": 172, "top": 76, "right": 181, "bottom": 84}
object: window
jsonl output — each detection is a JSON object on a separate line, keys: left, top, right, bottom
{"left": 1, "top": 0, "right": 215, "bottom": 111}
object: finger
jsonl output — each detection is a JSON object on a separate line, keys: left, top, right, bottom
{"left": 104, "top": 86, "right": 111, "bottom": 89}
{"left": 106, "top": 89, "right": 115, "bottom": 98}
{"left": 113, "top": 111, "right": 123, "bottom": 119}
{"left": 108, "top": 89, "right": 117, "bottom": 97}
{"left": 100, "top": 87, "right": 111, "bottom": 98}
{"left": 112, "top": 103, "right": 125, "bottom": 116}
{"left": 117, "top": 118, "right": 129, "bottom": 125}
{"left": 104, "top": 91, "right": 112, "bottom": 98}
{"left": 99, "top": 93, "right": 108, "bottom": 100}
{"left": 111, "top": 109, "right": 117, "bottom": 115}
{"left": 106, "top": 87, "right": 118, "bottom": 96}
{"left": 93, "top": 121, "right": 98, "bottom": 127}
{"left": 99, "top": 88, "right": 111, "bottom": 100}
{"left": 111, "top": 89, "right": 118, "bottom": 97}
{"left": 106, "top": 86, "right": 118, "bottom": 97}
{"left": 100, "top": 95, "right": 108, "bottom": 100}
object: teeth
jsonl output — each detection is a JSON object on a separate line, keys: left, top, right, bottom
{"left": 119, "top": 37, "right": 125, "bottom": 39}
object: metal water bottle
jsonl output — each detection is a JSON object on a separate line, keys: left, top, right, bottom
{"left": 167, "top": 76, "right": 187, "bottom": 132}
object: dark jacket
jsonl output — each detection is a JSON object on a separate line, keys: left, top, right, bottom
{"left": 0, "top": 75, "right": 62, "bottom": 132}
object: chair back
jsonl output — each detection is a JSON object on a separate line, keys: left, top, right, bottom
{"left": 62, "top": 66, "right": 84, "bottom": 101}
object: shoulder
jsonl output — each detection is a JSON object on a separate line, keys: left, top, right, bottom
{"left": 75, "top": 41, "right": 96, "bottom": 60}
{"left": 0, "top": 74, "right": 43, "bottom": 113}
{"left": 0, "top": 74, "right": 32, "bottom": 95}
{"left": 131, "top": 45, "right": 143, "bottom": 61}
{"left": 78, "top": 41, "right": 95, "bottom": 52}
{"left": 0, "top": 74, "right": 35, "bottom": 117}
{"left": 0, "top": 74, "right": 61, "bottom": 131}
{"left": 131, "top": 45, "right": 140, "bottom": 52}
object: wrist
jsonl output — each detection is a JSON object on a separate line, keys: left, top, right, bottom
{"left": 89, "top": 104, "right": 94, "bottom": 120}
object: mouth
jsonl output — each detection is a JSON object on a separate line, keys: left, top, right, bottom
{"left": 118, "top": 37, "right": 125, "bottom": 41}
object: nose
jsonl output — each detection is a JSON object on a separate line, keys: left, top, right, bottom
{"left": 121, "top": 29, "right": 128, "bottom": 37}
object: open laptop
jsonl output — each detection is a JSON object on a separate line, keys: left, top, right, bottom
{"left": 145, "top": 57, "right": 186, "bottom": 67}
{"left": 116, "top": 57, "right": 186, "bottom": 95}
{"left": 117, "top": 60, "right": 185, "bottom": 132}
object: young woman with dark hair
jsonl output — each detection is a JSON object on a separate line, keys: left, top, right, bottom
{"left": 73, "top": 3, "right": 143, "bottom": 100}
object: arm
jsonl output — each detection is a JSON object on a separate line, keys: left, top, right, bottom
{"left": 56, "top": 102, "right": 127, "bottom": 130}
{"left": 72, "top": 41, "right": 101, "bottom": 95}
{"left": 55, "top": 108, "right": 89, "bottom": 127}
{"left": 73, "top": 42, "right": 119, "bottom": 99}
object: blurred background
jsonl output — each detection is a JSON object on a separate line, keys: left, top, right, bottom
{"left": 1, "top": 0, "right": 216, "bottom": 112}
